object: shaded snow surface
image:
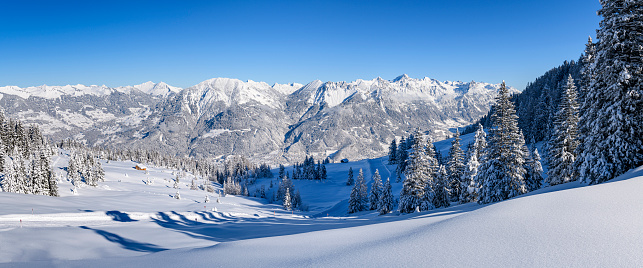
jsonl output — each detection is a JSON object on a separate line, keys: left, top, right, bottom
{"left": 1, "top": 143, "right": 642, "bottom": 267}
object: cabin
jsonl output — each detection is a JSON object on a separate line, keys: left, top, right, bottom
{"left": 135, "top": 164, "right": 147, "bottom": 171}
{"left": 340, "top": 158, "right": 349, "bottom": 163}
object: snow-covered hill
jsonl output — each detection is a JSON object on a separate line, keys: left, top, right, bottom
{"left": 0, "top": 75, "right": 514, "bottom": 164}
{"left": 0, "top": 135, "right": 641, "bottom": 267}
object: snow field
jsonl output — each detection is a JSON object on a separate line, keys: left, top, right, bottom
{"left": 0, "top": 134, "right": 642, "bottom": 267}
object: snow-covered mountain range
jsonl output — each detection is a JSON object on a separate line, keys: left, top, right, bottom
{"left": 0, "top": 76, "right": 515, "bottom": 163}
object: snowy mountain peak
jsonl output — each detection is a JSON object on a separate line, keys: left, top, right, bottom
{"left": 291, "top": 75, "right": 512, "bottom": 108}
{"left": 130, "top": 81, "right": 181, "bottom": 97}
{"left": 393, "top": 74, "right": 411, "bottom": 82}
{"left": 182, "top": 77, "right": 284, "bottom": 111}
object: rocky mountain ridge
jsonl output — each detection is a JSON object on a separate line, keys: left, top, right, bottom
{"left": 0, "top": 76, "right": 515, "bottom": 164}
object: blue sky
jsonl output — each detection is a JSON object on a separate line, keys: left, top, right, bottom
{"left": 0, "top": 0, "right": 601, "bottom": 90}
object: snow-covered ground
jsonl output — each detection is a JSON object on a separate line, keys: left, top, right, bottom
{"left": 1, "top": 135, "right": 642, "bottom": 267}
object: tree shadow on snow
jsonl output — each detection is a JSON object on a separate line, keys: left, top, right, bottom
{"left": 106, "top": 211, "right": 137, "bottom": 222}
{"left": 79, "top": 226, "right": 166, "bottom": 253}
{"left": 150, "top": 207, "right": 470, "bottom": 243}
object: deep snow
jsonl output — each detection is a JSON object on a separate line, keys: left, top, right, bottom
{"left": 1, "top": 135, "right": 641, "bottom": 267}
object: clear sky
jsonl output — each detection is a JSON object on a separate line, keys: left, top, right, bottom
{"left": 0, "top": 0, "right": 601, "bottom": 90}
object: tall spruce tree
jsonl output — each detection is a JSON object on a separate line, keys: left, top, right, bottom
{"left": 283, "top": 188, "right": 292, "bottom": 211}
{"left": 388, "top": 139, "right": 397, "bottom": 164}
{"left": 526, "top": 148, "right": 544, "bottom": 191}
{"left": 379, "top": 178, "right": 393, "bottom": 215}
{"left": 399, "top": 131, "right": 436, "bottom": 213}
{"left": 460, "top": 152, "right": 480, "bottom": 203}
{"left": 577, "top": 0, "right": 643, "bottom": 184}
{"left": 346, "top": 167, "right": 354, "bottom": 186}
{"left": 369, "top": 169, "right": 382, "bottom": 210}
{"left": 357, "top": 169, "right": 368, "bottom": 211}
{"left": 473, "top": 124, "right": 487, "bottom": 160}
{"left": 432, "top": 165, "right": 450, "bottom": 209}
{"left": 478, "top": 82, "right": 527, "bottom": 204}
{"left": 548, "top": 75, "right": 580, "bottom": 185}
{"left": 348, "top": 169, "right": 368, "bottom": 213}
{"left": 575, "top": 37, "right": 596, "bottom": 181}
{"left": 447, "top": 130, "right": 465, "bottom": 202}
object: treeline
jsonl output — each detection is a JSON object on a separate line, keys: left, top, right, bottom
{"left": 60, "top": 139, "right": 219, "bottom": 181}
{"left": 0, "top": 111, "right": 58, "bottom": 196}
{"left": 280, "top": 155, "right": 329, "bottom": 181}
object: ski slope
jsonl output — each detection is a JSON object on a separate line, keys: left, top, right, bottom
{"left": 1, "top": 135, "right": 642, "bottom": 267}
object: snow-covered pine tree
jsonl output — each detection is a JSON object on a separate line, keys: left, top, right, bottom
{"left": 388, "top": 139, "right": 397, "bottom": 164}
{"left": 348, "top": 179, "right": 361, "bottom": 213}
{"left": 577, "top": 0, "right": 643, "bottom": 184}
{"left": 399, "top": 131, "right": 434, "bottom": 213}
{"left": 346, "top": 167, "right": 354, "bottom": 186}
{"left": 0, "top": 134, "right": 4, "bottom": 173}
{"left": 190, "top": 178, "right": 197, "bottom": 190}
{"left": 473, "top": 124, "right": 487, "bottom": 160}
{"left": 460, "top": 152, "right": 479, "bottom": 203}
{"left": 432, "top": 165, "right": 450, "bottom": 208}
{"left": 173, "top": 177, "right": 180, "bottom": 189}
{"left": 1, "top": 159, "right": 18, "bottom": 193}
{"left": 283, "top": 187, "right": 292, "bottom": 211}
{"left": 369, "top": 169, "right": 382, "bottom": 210}
{"left": 419, "top": 177, "right": 436, "bottom": 211}
{"left": 526, "top": 148, "right": 544, "bottom": 191}
{"left": 35, "top": 150, "right": 53, "bottom": 195}
{"left": 478, "top": 82, "right": 527, "bottom": 204}
{"left": 204, "top": 195, "right": 210, "bottom": 203}
{"left": 459, "top": 124, "right": 486, "bottom": 203}
{"left": 8, "top": 150, "right": 31, "bottom": 194}
{"left": 548, "top": 75, "right": 580, "bottom": 185}
{"left": 357, "top": 169, "right": 368, "bottom": 211}
{"left": 574, "top": 37, "right": 596, "bottom": 181}
{"left": 447, "top": 130, "right": 465, "bottom": 202}
{"left": 395, "top": 148, "right": 408, "bottom": 183}
{"left": 175, "top": 190, "right": 181, "bottom": 200}
{"left": 348, "top": 169, "right": 368, "bottom": 213}
{"left": 379, "top": 177, "right": 393, "bottom": 215}
{"left": 68, "top": 152, "right": 81, "bottom": 186}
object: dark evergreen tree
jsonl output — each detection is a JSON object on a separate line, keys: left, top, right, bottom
{"left": 388, "top": 139, "right": 397, "bottom": 164}
{"left": 278, "top": 164, "right": 285, "bottom": 180}
{"left": 346, "top": 167, "right": 354, "bottom": 186}
{"left": 321, "top": 164, "right": 327, "bottom": 180}
{"left": 379, "top": 177, "right": 393, "bottom": 215}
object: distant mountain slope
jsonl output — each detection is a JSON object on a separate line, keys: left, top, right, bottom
{"left": 0, "top": 76, "right": 514, "bottom": 164}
